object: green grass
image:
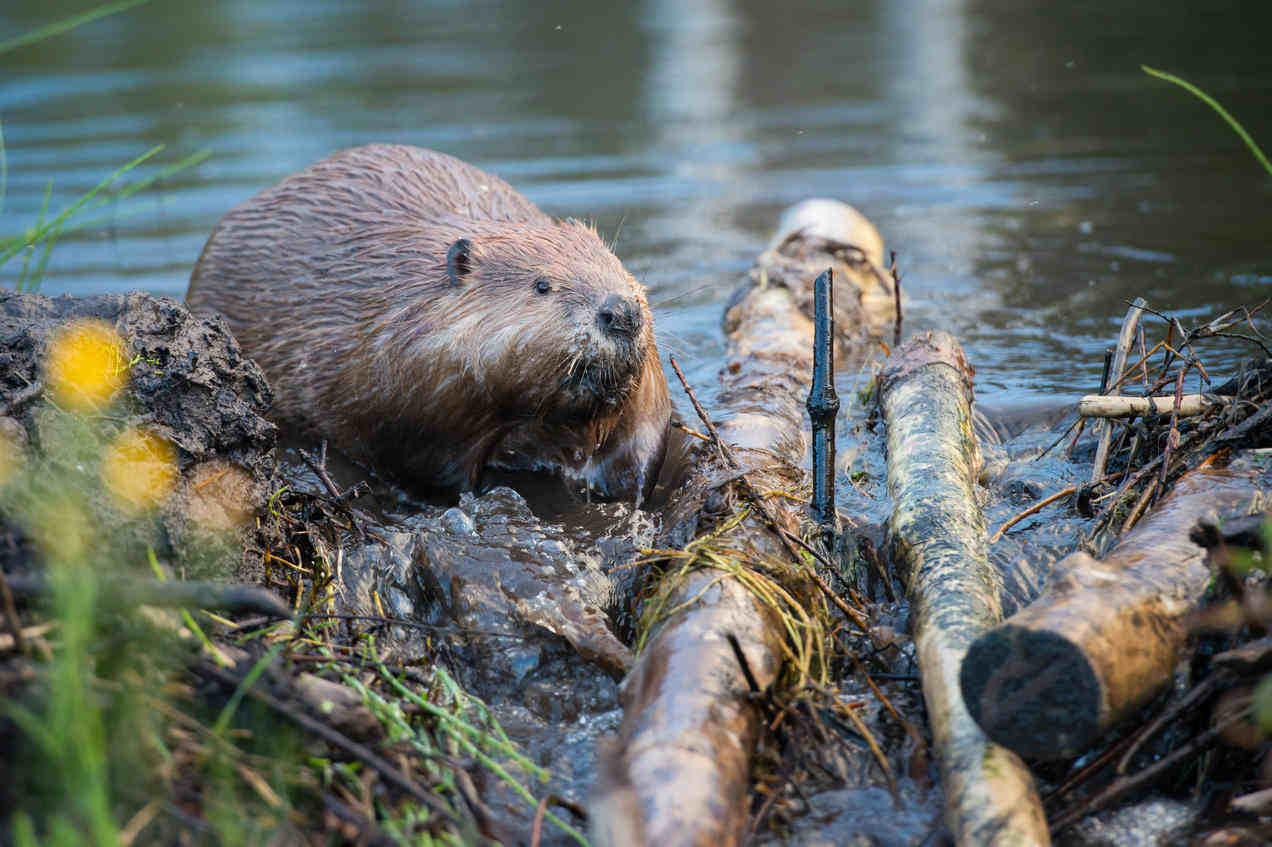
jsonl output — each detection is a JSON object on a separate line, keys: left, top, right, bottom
{"left": 1143, "top": 65, "right": 1272, "bottom": 177}
{"left": 0, "top": 0, "right": 154, "bottom": 58}
{"left": 1, "top": 0, "right": 208, "bottom": 292}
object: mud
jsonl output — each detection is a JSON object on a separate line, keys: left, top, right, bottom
{"left": 0, "top": 290, "right": 275, "bottom": 578}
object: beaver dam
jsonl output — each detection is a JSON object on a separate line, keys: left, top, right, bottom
{"left": 2, "top": 193, "right": 1270, "bottom": 846}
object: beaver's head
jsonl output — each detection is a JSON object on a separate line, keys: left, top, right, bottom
{"left": 438, "top": 218, "right": 656, "bottom": 423}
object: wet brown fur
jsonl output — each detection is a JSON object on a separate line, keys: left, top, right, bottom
{"left": 186, "top": 144, "right": 670, "bottom": 498}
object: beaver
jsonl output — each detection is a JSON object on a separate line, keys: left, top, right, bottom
{"left": 186, "top": 144, "right": 670, "bottom": 501}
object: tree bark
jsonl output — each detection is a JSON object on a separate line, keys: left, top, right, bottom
{"left": 1078, "top": 393, "right": 1229, "bottom": 419}
{"left": 881, "top": 331, "right": 1051, "bottom": 846}
{"left": 591, "top": 199, "right": 890, "bottom": 847}
{"left": 960, "top": 463, "right": 1266, "bottom": 760}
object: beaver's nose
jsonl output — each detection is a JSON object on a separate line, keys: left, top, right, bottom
{"left": 597, "top": 295, "right": 642, "bottom": 338}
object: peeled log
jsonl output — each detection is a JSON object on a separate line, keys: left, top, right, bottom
{"left": 961, "top": 465, "right": 1265, "bottom": 760}
{"left": 592, "top": 200, "right": 891, "bottom": 847}
{"left": 882, "top": 331, "right": 1050, "bottom": 846}
{"left": 1078, "top": 393, "right": 1229, "bottom": 419}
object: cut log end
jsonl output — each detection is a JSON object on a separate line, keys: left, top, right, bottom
{"left": 960, "top": 625, "right": 1103, "bottom": 760}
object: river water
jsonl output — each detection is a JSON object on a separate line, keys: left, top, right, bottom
{"left": 3, "top": 0, "right": 1270, "bottom": 411}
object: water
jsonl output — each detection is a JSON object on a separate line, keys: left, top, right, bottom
{"left": 3, "top": 0, "right": 1270, "bottom": 413}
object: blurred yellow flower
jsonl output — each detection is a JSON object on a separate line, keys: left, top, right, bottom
{"left": 45, "top": 320, "right": 130, "bottom": 412}
{"left": 102, "top": 427, "right": 178, "bottom": 512}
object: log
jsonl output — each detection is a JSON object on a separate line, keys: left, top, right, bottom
{"left": 881, "top": 331, "right": 1050, "bottom": 846}
{"left": 1078, "top": 393, "right": 1230, "bottom": 419}
{"left": 960, "top": 464, "right": 1265, "bottom": 760}
{"left": 591, "top": 200, "right": 889, "bottom": 847}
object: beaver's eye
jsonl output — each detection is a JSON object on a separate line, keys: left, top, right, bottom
{"left": 535, "top": 279, "right": 552, "bottom": 295}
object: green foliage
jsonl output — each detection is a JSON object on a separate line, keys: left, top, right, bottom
{"left": 346, "top": 654, "right": 591, "bottom": 846}
{"left": 1143, "top": 65, "right": 1272, "bottom": 177}
{"left": 2, "top": 145, "right": 211, "bottom": 292}
{"left": 0, "top": 0, "right": 208, "bottom": 292}
{"left": 0, "top": 0, "right": 154, "bottom": 57}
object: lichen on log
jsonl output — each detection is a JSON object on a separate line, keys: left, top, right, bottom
{"left": 881, "top": 330, "right": 1051, "bottom": 846}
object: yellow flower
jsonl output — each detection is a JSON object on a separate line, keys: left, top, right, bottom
{"left": 102, "top": 427, "right": 178, "bottom": 513}
{"left": 45, "top": 320, "right": 130, "bottom": 412}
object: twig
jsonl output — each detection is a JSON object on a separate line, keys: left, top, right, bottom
{"left": 1064, "top": 417, "right": 1087, "bottom": 459}
{"left": 1117, "top": 472, "right": 1160, "bottom": 536}
{"left": 531, "top": 795, "right": 550, "bottom": 847}
{"left": 4, "top": 573, "right": 293, "bottom": 618}
{"left": 198, "top": 662, "right": 461, "bottom": 826}
{"left": 857, "top": 535, "right": 897, "bottom": 603}
{"left": 1116, "top": 671, "right": 1230, "bottom": 775}
{"left": 299, "top": 441, "right": 368, "bottom": 504}
{"left": 1091, "top": 297, "right": 1147, "bottom": 482}
{"left": 727, "top": 632, "right": 764, "bottom": 694}
{"left": 0, "top": 567, "right": 25, "bottom": 656}
{"left": 530, "top": 794, "right": 585, "bottom": 847}
{"left": 1156, "top": 362, "right": 1188, "bottom": 500}
{"left": 668, "top": 356, "right": 868, "bottom": 630}
{"left": 890, "top": 251, "right": 903, "bottom": 349}
{"left": 851, "top": 655, "right": 925, "bottom": 751}
{"left": 1036, "top": 416, "right": 1080, "bottom": 461}
{"left": 672, "top": 421, "right": 711, "bottom": 442}
{"left": 989, "top": 486, "right": 1077, "bottom": 543}
{"left": 842, "top": 701, "right": 899, "bottom": 800}
{"left": 806, "top": 268, "right": 839, "bottom": 531}
{"left": 0, "top": 378, "right": 44, "bottom": 417}
{"left": 1050, "top": 705, "right": 1249, "bottom": 833}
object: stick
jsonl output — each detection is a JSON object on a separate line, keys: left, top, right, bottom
{"left": 1091, "top": 297, "right": 1147, "bottom": 482}
{"left": 670, "top": 356, "right": 868, "bottom": 629}
{"left": 5, "top": 573, "right": 293, "bottom": 618}
{"left": 1078, "top": 393, "right": 1229, "bottom": 418}
{"left": 989, "top": 486, "right": 1077, "bottom": 543}
{"left": 0, "top": 567, "right": 25, "bottom": 655}
{"left": 806, "top": 268, "right": 839, "bottom": 531}
{"left": 198, "top": 663, "right": 460, "bottom": 826}
{"left": 890, "top": 251, "right": 903, "bottom": 350}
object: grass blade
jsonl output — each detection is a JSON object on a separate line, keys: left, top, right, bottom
{"left": 0, "top": 144, "right": 164, "bottom": 268}
{"left": 0, "top": 0, "right": 153, "bottom": 57}
{"left": 1143, "top": 65, "right": 1272, "bottom": 177}
{"left": 1, "top": 118, "right": 7, "bottom": 215}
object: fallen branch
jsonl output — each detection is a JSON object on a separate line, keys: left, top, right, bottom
{"left": 1078, "top": 393, "right": 1230, "bottom": 418}
{"left": 5, "top": 573, "right": 293, "bottom": 619}
{"left": 990, "top": 486, "right": 1077, "bottom": 543}
{"left": 881, "top": 331, "right": 1050, "bottom": 845}
{"left": 593, "top": 200, "right": 889, "bottom": 846}
{"left": 1091, "top": 298, "right": 1147, "bottom": 482}
{"left": 961, "top": 463, "right": 1264, "bottom": 759}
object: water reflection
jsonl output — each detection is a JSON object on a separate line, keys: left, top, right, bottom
{"left": 1, "top": 0, "right": 1268, "bottom": 408}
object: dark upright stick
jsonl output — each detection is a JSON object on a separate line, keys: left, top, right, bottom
{"left": 889, "top": 251, "right": 903, "bottom": 350}
{"left": 806, "top": 268, "right": 839, "bottom": 531}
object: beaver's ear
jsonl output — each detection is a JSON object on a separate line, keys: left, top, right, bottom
{"left": 446, "top": 238, "right": 475, "bottom": 286}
